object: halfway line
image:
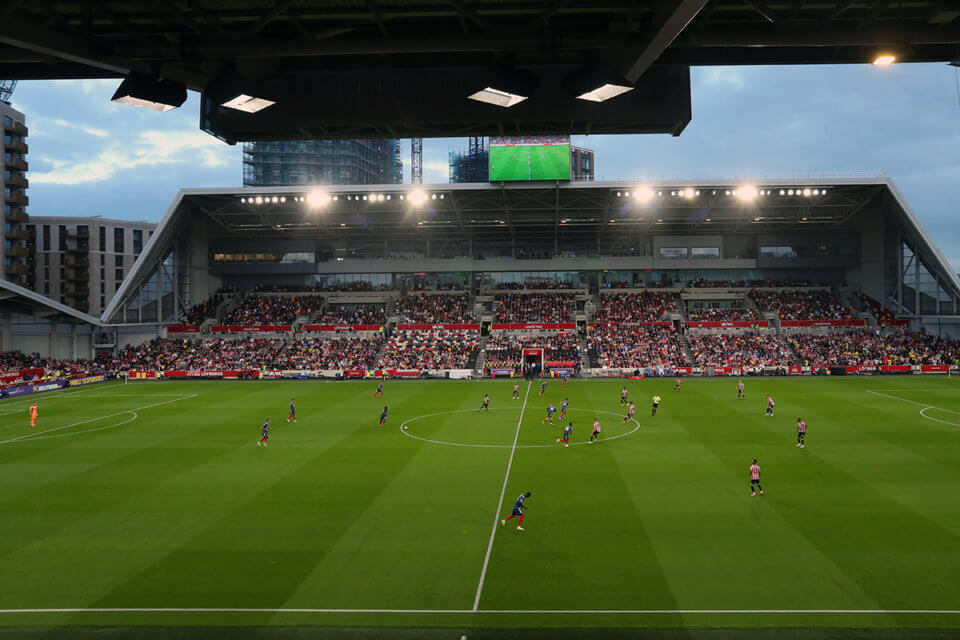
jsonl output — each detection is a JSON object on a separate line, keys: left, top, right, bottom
{"left": 472, "top": 380, "right": 531, "bottom": 611}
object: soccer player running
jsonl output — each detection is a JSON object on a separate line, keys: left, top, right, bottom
{"left": 539, "top": 380, "right": 547, "bottom": 397}
{"left": 287, "top": 398, "right": 296, "bottom": 423}
{"left": 478, "top": 393, "right": 490, "bottom": 412}
{"left": 623, "top": 401, "right": 635, "bottom": 423}
{"left": 765, "top": 394, "right": 775, "bottom": 417}
{"left": 512, "top": 382, "right": 520, "bottom": 399}
{"left": 556, "top": 422, "right": 573, "bottom": 447}
{"left": 651, "top": 394, "right": 662, "bottom": 416}
{"left": 379, "top": 405, "right": 388, "bottom": 428}
{"left": 501, "top": 491, "right": 531, "bottom": 531}
{"left": 620, "top": 386, "right": 629, "bottom": 406}
{"left": 750, "top": 459, "right": 764, "bottom": 497}
{"left": 257, "top": 419, "right": 271, "bottom": 447}
{"left": 559, "top": 398, "right": 570, "bottom": 419}
{"left": 738, "top": 379, "right": 746, "bottom": 400}
{"left": 542, "top": 402, "right": 557, "bottom": 425}
{"left": 589, "top": 418, "right": 602, "bottom": 443}
{"left": 560, "top": 372, "right": 567, "bottom": 387}
{"left": 673, "top": 377, "right": 682, "bottom": 391}
{"left": 29, "top": 402, "right": 38, "bottom": 428}
{"left": 796, "top": 417, "right": 807, "bottom": 448}
{"left": 373, "top": 382, "right": 384, "bottom": 399}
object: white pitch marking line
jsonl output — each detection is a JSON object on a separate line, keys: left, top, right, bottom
{"left": 13, "top": 413, "right": 140, "bottom": 442}
{"left": 0, "top": 608, "right": 959, "bottom": 615}
{"left": 919, "top": 407, "right": 960, "bottom": 428}
{"left": 399, "top": 409, "right": 640, "bottom": 449}
{"left": 0, "top": 380, "right": 126, "bottom": 410}
{"left": 0, "top": 394, "right": 198, "bottom": 445}
{"left": 473, "top": 381, "right": 531, "bottom": 611}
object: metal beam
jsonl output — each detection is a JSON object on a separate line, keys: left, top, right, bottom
{"left": 445, "top": 0, "right": 491, "bottom": 31}
{"left": 246, "top": 0, "right": 296, "bottom": 35}
{"left": 622, "top": 0, "right": 708, "bottom": 82}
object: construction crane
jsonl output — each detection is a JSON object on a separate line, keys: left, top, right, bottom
{"left": 411, "top": 137, "right": 423, "bottom": 184}
{"left": 0, "top": 79, "right": 16, "bottom": 103}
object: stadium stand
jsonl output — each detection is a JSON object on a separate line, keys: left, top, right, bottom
{"left": 593, "top": 292, "right": 681, "bottom": 323}
{"left": 687, "top": 332, "right": 797, "bottom": 367}
{"left": 587, "top": 325, "right": 687, "bottom": 368}
{"left": 749, "top": 289, "right": 856, "bottom": 321}
{"left": 395, "top": 293, "right": 476, "bottom": 323}
{"left": 493, "top": 293, "right": 575, "bottom": 322}
{"left": 379, "top": 330, "right": 480, "bottom": 369}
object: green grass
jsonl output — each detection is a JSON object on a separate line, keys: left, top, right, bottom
{"left": 1, "top": 376, "right": 960, "bottom": 637}
{"left": 489, "top": 144, "right": 570, "bottom": 181}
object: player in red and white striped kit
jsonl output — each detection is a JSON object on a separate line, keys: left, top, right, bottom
{"left": 796, "top": 418, "right": 807, "bottom": 448}
{"left": 737, "top": 379, "right": 745, "bottom": 400}
{"left": 749, "top": 459, "right": 764, "bottom": 497}
{"left": 764, "top": 394, "right": 775, "bottom": 416}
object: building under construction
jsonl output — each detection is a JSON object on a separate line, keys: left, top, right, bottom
{"left": 242, "top": 139, "right": 402, "bottom": 187}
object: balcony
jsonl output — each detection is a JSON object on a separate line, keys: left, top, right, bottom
{"left": 6, "top": 245, "right": 29, "bottom": 258}
{"left": 3, "top": 138, "right": 27, "bottom": 154}
{"left": 5, "top": 174, "right": 27, "bottom": 188}
{"left": 5, "top": 227, "right": 28, "bottom": 240}
{"left": 5, "top": 263, "right": 28, "bottom": 276}
{"left": 5, "top": 207, "right": 28, "bottom": 223}
{"left": 64, "top": 282, "right": 90, "bottom": 296}
{"left": 4, "top": 192, "right": 28, "bottom": 206}
{"left": 66, "top": 227, "right": 90, "bottom": 239}
{"left": 65, "top": 243, "right": 89, "bottom": 254}
{"left": 7, "top": 157, "right": 27, "bottom": 171}
{"left": 8, "top": 122, "right": 27, "bottom": 137}
{"left": 64, "top": 268, "right": 90, "bottom": 283}
{"left": 63, "top": 254, "right": 89, "bottom": 267}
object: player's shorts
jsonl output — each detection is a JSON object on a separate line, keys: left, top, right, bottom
{"left": 652, "top": 403, "right": 659, "bottom": 408}
{"left": 261, "top": 430, "right": 269, "bottom": 437}
{"left": 592, "top": 429, "right": 601, "bottom": 436}
{"left": 289, "top": 412, "right": 295, "bottom": 417}
{"left": 750, "top": 478, "right": 760, "bottom": 485}
{"left": 511, "top": 507, "right": 523, "bottom": 516}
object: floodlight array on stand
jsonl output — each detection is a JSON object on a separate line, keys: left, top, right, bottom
{"left": 111, "top": 72, "right": 187, "bottom": 111}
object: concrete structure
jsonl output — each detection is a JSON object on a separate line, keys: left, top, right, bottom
{"left": 242, "top": 140, "right": 402, "bottom": 187}
{"left": 25, "top": 217, "right": 156, "bottom": 315}
{"left": 2, "top": 100, "right": 31, "bottom": 289}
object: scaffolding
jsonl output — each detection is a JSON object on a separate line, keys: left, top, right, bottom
{"left": 242, "top": 139, "right": 403, "bottom": 186}
{"left": 448, "top": 136, "right": 489, "bottom": 183}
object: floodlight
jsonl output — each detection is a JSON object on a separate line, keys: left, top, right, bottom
{"left": 812, "top": 189, "right": 820, "bottom": 195}
{"left": 377, "top": 194, "right": 385, "bottom": 202}
{"left": 563, "top": 63, "right": 634, "bottom": 103}
{"left": 670, "top": 191, "right": 676, "bottom": 196}
{"left": 431, "top": 194, "right": 437, "bottom": 200}
{"left": 280, "top": 196, "right": 286, "bottom": 203}
{"left": 616, "top": 191, "right": 622, "bottom": 197}
{"left": 306, "top": 189, "right": 330, "bottom": 208}
{"left": 873, "top": 54, "right": 896, "bottom": 65}
{"left": 271, "top": 196, "right": 279, "bottom": 203}
{"left": 779, "top": 190, "right": 785, "bottom": 196}
{"left": 240, "top": 198, "right": 246, "bottom": 204}
{"left": 737, "top": 186, "right": 758, "bottom": 201}
{"left": 468, "top": 66, "right": 539, "bottom": 108}
{"left": 634, "top": 187, "right": 654, "bottom": 203}
{"left": 362, "top": 195, "right": 368, "bottom": 201}
{"left": 205, "top": 72, "right": 277, "bottom": 113}
{"left": 802, "top": 188, "right": 812, "bottom": 196}
{"left": 408, "top": 189, "right": 428, "bottom": 205}
{"left": 111, "top": 72, "right": 187, "bottom": 111}
{"left": 254, "top": 196, "right": 263, "bottom": 204}
{"left": 788, "top": 189, "right": 795, "bottom": 195}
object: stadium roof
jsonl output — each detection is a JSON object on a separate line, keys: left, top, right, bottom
{"left": 104, "top": 176, "right": 960, "bottom": 323}
{"left": 0, "top": 278, "right": 102, "bottom": 326}
{"left": 2, "top": 1, "right": 958, "bottom": 140}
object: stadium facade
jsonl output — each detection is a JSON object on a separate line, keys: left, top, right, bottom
{"left": 2, "top": 176, "right": 959, "bottom": 367}
{"left": 1, "top": 100, "right": 32, "bottom": 289}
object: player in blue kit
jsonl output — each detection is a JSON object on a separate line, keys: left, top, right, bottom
{"left": 556, "top": 422, "right": 573, "bottom": 447}
{"left": 257, "top": 419, "right": 270, "bottom": 447}
{"left": 539, "top": 380, "right": 547, "bottom": 396}
{"left": 559, "top": 398, "right": 569, "bottom": 419}
{"left": 287, "top": 398, "right": 296, "bottom": 423}
{"left": 501, "top": 491, "right": 531, "bottom": 531}
{"left": 378, "top": 405, "right": 388, "bottom": 428}
{"left": 373, "top": 382, "right": 384, "bottom": 399}
{"left": 541, "top": 402, "right": 557, "bottom": 425}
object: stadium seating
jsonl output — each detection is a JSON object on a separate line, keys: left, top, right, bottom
{"left": 311, "top": 303, "right": 386, "bottom": 325}
{"left": 493, "top": 293, "right": 574, "bottom": 322}
{"left": 395, "top": 293, "right": 476, "bottom": 323}
{"left": 587, "top": 325, "right": 687, "bottom": 368}
{"left": 687, "top": 332, "right": 796, "bottom": 367}
{"left": 221, "top": 295, "right": 325, "bottom": 325}
{"left": 379, "top": 330, "right": 480, "bottom": 369}
{"left": 593, "top": 292, "right": 681, "bottom": 323}
{"left": 685, "top": 305, "right": 760, "bottom": 321}
{"left": 749, "top": 289, "right": 855, "bottom": 320}
{"left": 179, "top": 293, "right": 223, "bottom": 325}
{"left": 787, "top": 330, "right": 960, "bottom": 366}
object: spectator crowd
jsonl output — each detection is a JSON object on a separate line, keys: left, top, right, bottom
{"left": 395, "top": 293, "right": 476, "bottom": 324}
{"left": 749, "top": 289, "right": 855, "bottom": 321}
{"left": 587, "top": 325, "right": 687, "bottom": 369}
{"left": 493, "top": 293, "right": 575, "bottom": 323}
{"left": 593, "top": 292, "right": 681, "bottom": 323}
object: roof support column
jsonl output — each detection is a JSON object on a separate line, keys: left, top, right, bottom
{"left": 48, "top": 319, "right": 55, "bottom": 358}
{"left": 0, "top": 312, "right": 10, "bottom": 352}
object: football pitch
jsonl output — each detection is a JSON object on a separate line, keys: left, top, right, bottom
{"left": 2, "top": 376, "right": 960, "bottom": 638}
{"left": 489, "top": 144, "right": 570, "bottom": 181}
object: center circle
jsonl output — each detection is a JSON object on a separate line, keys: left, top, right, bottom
{"left": 399, "top": 408, "right": 641, "bottom": 448}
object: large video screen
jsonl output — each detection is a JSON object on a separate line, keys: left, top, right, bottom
{"left": 489, "top": 135, "right": 571, "bottom": 181}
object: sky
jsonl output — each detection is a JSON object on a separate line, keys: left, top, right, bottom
{"left": 10, "top": 63, "right": 960, "bottom": 266}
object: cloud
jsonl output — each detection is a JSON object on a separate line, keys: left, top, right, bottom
{"left": 30, "top": 117, "right": 110, "bottom": 139}
{"left": 698, "top": 67, "right": 745, "bottom": 89}
{"left": 422, "top": 160, "right": 448, "bottom": 183}
{"left": 31, "top": 129, "right": 232, "bottom": 185}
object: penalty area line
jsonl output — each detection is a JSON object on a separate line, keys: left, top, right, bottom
{"left": 0, "top": 608, "right": 960, "bottom": 615}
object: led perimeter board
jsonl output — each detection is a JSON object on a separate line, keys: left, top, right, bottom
{"left": 489, "top": 136, "right": 571, "bottom": 181}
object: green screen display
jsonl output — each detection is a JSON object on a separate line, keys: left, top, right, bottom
{"left": 489, "top": 136, "right": 570, "bottom": 181}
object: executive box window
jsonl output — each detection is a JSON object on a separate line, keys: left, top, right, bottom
{"left": 659, "top": 247, "right": 688, "bottom": 260}
{"left": 115, "top": 255, "right": 123, "bottom": 267}
{"left": 115, "top": 268, "right": 123, "bottom": 281}
{"left": 691, "top": 247, "right": 720, "bottom": 259}
{"left": 133, "top": 229, "right": 143, "bottom": 254}
{"left": 759, "top": 246, "right": 798, "bottom": 258}
{"left": 114, "top": 228, "right": 124, "bottom": 253}
{"left": 42, "top": 225, "right": 50, "bottom": 251}
{"left": 58, "top": 225, "right": 66, "bottom": 251}
{"left": 99, "top": 226, "right": 106, "bottom": 251}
